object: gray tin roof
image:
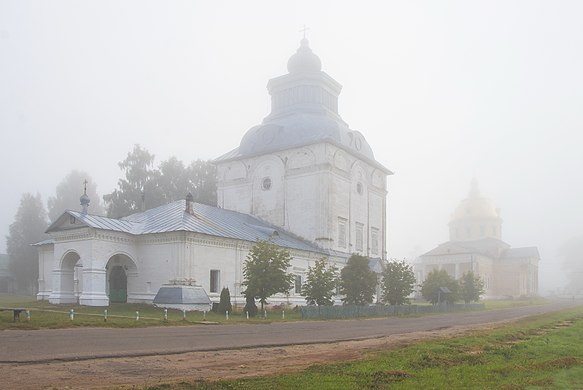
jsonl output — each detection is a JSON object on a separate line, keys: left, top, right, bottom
{"left": 503, "top": 247, "right": 540, "bottom": 259}
{"left": 46, "top": 200, "right": 324, "bottom": 254}
{"left": 153, "top": 285, "right": 212, "bottom": 305}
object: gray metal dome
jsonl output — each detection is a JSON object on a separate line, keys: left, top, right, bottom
{"left": 287, "top": 38, "right": 322, "bottom": 73}
{"left": 239, "top": 113, "right": 375, "bottom": 160}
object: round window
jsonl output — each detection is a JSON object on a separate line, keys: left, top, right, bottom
{"left": 356, "top": 182, "right": 363, "bottom": 195}
{"left": 262, "top": 177, "right": 272, "bottom": 191}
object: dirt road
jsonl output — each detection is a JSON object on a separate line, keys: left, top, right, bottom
{"left": 0, "top": 302, "right": 579, "bottom": 389}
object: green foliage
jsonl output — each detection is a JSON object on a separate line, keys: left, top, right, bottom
{"left": 186, "top": 159, "right": 217, "bottom": 206}
{"left": 340, "top": 254, "right": 377, "bottom": 305}
{"left": 242, "top": 239, "right": 294, "bottom": 311}
{"left": 103, "top": 145, "right": 217, "bottom": 217}
{"left": 217, "top": 287, "right": 233, "bottom": 314}
{"left": 243, "top": 295, "right": 258, "bottom": 318}
{"left": 6, "top": 193, "right": 48, "bottom": 294}
{"left": 380, "top": 259, "right": 416, "bottom": 305}
{"left": 47, "top": 171, "right": 104, "bottom": 221}
{"left": 420, "top": 269, "right": 459, "bottom": 304}
{"left": 302, "top": 257, "right": 338, "bottom": 306}
{"left": 103, "top": 144, "right": 158, "bottom": 217}
{"left": 459, "top": 271, "right": 485, "bottom": 304}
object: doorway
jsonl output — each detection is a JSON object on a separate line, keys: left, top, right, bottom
{"left": 108, "top": 265, "right": 127, "bottom": 303}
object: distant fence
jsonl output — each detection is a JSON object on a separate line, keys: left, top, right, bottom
{"left": 300, "top": 303, "right": 485, "bottom": 320}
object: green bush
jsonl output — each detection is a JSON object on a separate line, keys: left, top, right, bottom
{"left": 217, "top": 287, "right": 232, "bottom": 314}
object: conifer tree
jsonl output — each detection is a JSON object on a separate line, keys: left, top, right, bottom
{"left": 7, "top": 193, "right": 48, "bottom": 294}
{"left": 217, "top": 287, "right": 233, "bottom": 314}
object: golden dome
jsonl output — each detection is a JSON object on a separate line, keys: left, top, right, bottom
{"left": 450, "top": 179, "right": 500, "bottom": 222}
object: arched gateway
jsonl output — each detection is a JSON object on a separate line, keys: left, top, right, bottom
{"left": 46, "top": 251, "right": 138, "bottom": 306}
{"left": 106, "top": 254, "right": 137, "bottom": 304}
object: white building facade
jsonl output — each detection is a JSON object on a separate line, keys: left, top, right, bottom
{"left": 216, "top": 38, "right": 390, "bottom": 257}
{"left": 36, "top": 39, "right": 391, "bottom": 307}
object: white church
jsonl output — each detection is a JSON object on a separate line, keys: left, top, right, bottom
{"left": 36, "top": 38, "right": 391, "bottom": 307}
{"left": 416, "top": 180, "right": 540, "bottom": 298}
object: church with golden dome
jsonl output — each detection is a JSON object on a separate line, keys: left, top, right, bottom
{"left": 417, "top": 180, "right": 539, "bottom": 298}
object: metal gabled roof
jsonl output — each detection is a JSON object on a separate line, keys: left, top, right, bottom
{"left": 46, "top": 211, "right": 137, "bottom": 234}
{"left": 503, "top": 247, "right": 540, "bottom": 259}
{"left": 49, "top": 200, "right": 324, "bottom": 254}
{"left": 421, "top": 237, "right": 511, "bottom": 258}
{"left": 31, "top": 239, "right": 55, "bottom": 246}
{"left": 153, "top": 285, "right": 212, "bottom": 305}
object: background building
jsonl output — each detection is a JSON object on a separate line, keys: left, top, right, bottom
{"left": 416, "top": 180, "right": 539, "bottom": 298}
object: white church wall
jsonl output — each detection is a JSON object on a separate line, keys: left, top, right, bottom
{"left": 38, "top": 225, "right": 352, "bottom": 307}
{"left": 132, "top": 235, "right": 186, "bottom": 302}
{"left": 350, "top": 162, "right": 369, "bottom": 255}
{"left": 216, "top": 142, "right": 388, "bottom": 259}
{"left": 250, "top": 156, "right": 285, "bottom": 226}
{"left": 220, "top": 182, "right": 253, "bottom": 214}
{"left": 329, "top": 171, "right": 351, "bottom": 252}
{"left": 217, "top": 160, "right": 252, "bottom": 214}
{"left": 36, "top": 244, "right": 55, "bottom": 300}
{"left": 285, "top": 170, "right": 326, "bottom": 243}
{"left": 368, "top": 190, "right": 385, "bottom": 256}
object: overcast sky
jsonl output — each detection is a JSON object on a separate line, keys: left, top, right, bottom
{"left": 1, "top": 1, "right": 581, "bottom": 293}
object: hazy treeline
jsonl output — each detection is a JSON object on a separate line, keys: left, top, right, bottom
{"left": 103, "top": 145, "right": 216, "bottom": 218}
{"left": 4, "top": 144, "right": 216, "bottom": 294}
{"left": 560, "top": 236, "right": 583, "bottom": 295}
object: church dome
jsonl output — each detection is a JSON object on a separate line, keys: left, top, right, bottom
{"left": 214, "top": 37, "right": 390, "bottom": 175}
{"left": 450, "top": 180, "right": 499, "bottom": 222}
{"left": 238, "top": 114, "right": 376, "bottom": 161}
{"left": 448, "top": 180, "right": 502, "bottom": 241}
{"left": 451, "top": 197, "right": 499, "bottom": 221}
{"left": 287, "top": 38, "right": 322, "bottom": 73}
{"left": 80, "top": 193, "right": 90, "bottom": 205}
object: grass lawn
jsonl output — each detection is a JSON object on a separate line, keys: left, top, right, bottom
{"left": 158, "top": 306, "right": 583, "bottom": 389}
{"left": 0, "top": 294, "right": 552, "bottom": 330}
{"left": 0, "top": 294, "right": 301, "bottom": 329}
{"left": 483, "top": 297, "right": 550, "bottom": 310}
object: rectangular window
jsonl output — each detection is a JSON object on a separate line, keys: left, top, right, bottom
{"left": 294, "top": 274, "right": 302, "bottom": 294}
{"left": 355, "top": 223, "right": 364, "bottom": 252}
{"left": 210, "top": 270, "right": 220, "bottom": 293}
{"left": 338, "top": 218, "right": 347, "bottom": 248}
{"left": 371, "top": 228, "right": 379, "bottom": 255}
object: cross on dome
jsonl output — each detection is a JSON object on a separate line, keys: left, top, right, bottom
{"left": 299, "top": 24, "right": 309, "bottom": 39}
{"left": 287, "top": 35, "right": 321, "bottom": 74}
{"left": 80, "top": 179, "right": 90, "bottom": 214}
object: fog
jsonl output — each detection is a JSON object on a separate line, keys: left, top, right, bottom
{"left": 1, "top": 1, "right": 581, "bottom": 294}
